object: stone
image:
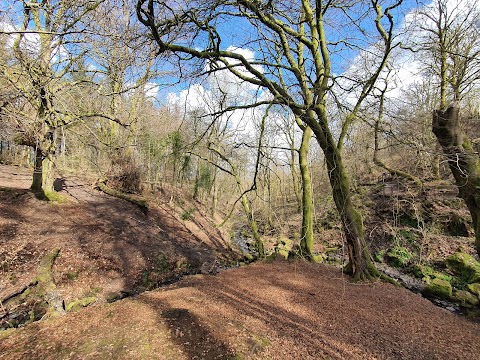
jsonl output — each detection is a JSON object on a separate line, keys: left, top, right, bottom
{"left": 452, "top": 290, "right": 479, "bottom": 306}
{"left": 423, "top": 278, "right": 452, "bottom": 299}
{"left": 277, "top": 249, "right": 289, "bottom": 260}
{"left": 446, "top": 252, "right": 480, "bottom": 283}
{"left": 66, "top": 297, "right": 96, "bottom": 312}
{"left": 386, "top": 246, "right": 413, "bottom": 267}
{"left": 467, "top": 283, "right": 480, "bottom": 297}
{"left": 244, "top": 253, "right": 255, "bottom": 262}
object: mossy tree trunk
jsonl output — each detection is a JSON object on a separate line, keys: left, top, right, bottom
{"left": 309, "top": 110, "right": 378, "bottom": 281}
{"left": 433, "top": 106, "right": 480, "bottom": 255}
{"left": 241, "top": 192, "right": 264, "bottom": 257}
{"left": 27, "top": 108, "right": 57, "bottom": 198}
{"left": 298, "top": 126, "right": 314, "bottom": 259}
{"left": 31, "top": 149, "right": 55, "bottom": 197}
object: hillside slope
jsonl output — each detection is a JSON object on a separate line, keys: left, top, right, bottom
{"left": 1, "top": 164, "right": 480, "bottom": 359}
{"left": 0, "top": 164, "right": 237, "bottom": 328}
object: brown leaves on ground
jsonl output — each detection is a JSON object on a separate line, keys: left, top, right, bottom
{"left": 1, "top": 261, "right": 480, "bottom": 359}
{"left": 1, "top": 164, "right": 480, "bottom": 359}
{"left": 0, "top": 164, "right": 234, "bottom": 310}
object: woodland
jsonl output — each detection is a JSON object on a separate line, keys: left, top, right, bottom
{"left": 1, "top": 0, "right": 480, "bottom": 359}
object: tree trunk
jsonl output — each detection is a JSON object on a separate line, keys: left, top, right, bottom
{"left": 311, "top": 121, "right": 378, "bottom": 280}
{"left": 289, "top": 145, "right": 302, "bottom": 213}
{"left": 31, "top": 148, "right": 44, "bottom": 193}
{"left": 210, "top": 169, "right": 218, "bottom": 217}
{"left": 433, "top": 106, "right": 480, "bottom": 255}
{"left": 298, "top": 126, "right": 315, "bottom": 259}
{"left": 241, "top": 193, "right": 265, "bottom": 257}
{"left": 31, "top": 148, "right": 54, "bottom": 198}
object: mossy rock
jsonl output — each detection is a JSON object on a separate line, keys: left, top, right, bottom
{"left": 386, "top": 246, "right": 414, "bottom": 267}
{"left": 467, "top": 283, "right": 480, "bottom": 297}
{"left": 452, "top": 290, "right": 479, "bottom": 306}
{"left": 433, "top": 272, "right": 453, "bottom": 283}
{"left": 423, "top": 278, "right": 452, "bottom": 299}
{"left": 411, "top": 264, "right": 434, "bottom": 279}
{"left": 277, "top": 249, "right": 289, "bottom": 260}
{"left": 278, "top": 236, "right": 293, "bottom": 247}
{"left": 446, "top": 252, "right": 480, "bottom": 283}
{"left": 66, "top": 296, "right": 96, "bottom": 312}
{"left": 312, "top": 254, "right": 324, "bottom": 263}
{"left": 244, "top": 253, "right": 255, "bottom": 263}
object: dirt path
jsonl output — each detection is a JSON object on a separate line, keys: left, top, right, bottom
{"left": 0, "top": 164, "right": 235, "bottom": 321}
{"left": 1, "top": 164, "right": 479, "bottom": 359}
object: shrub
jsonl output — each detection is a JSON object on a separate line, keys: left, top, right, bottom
{"left": 386, "top": 246, "right": 414, "bottom": 267}
{"left": 107, "top": 152, "right": 142, "bottom": 193}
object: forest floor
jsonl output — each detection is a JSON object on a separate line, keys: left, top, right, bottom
{"left": 1, "top": 164, "right": 480, "bottom": 359}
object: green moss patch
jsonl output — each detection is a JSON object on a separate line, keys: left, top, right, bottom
{"left": 452, "top": 290, "right": 479, "bottom": 306}
{"left": 446, "top": 252, "right": 480, "bottom": 283}
{"left": 411, "top": 264, "right": 434, "bottom": 279}
{"left": 274, "top": 237, "right": 293, "bottom": 260}
{"left": 44, "top": 190, "right": 68, "bottom": 203}
{"left": 66, "top": 297, "right": 96, "bottom": 312}
{"left": 374, "top": 250, "right": 385, "bottom": 263}
{"left": 467, "top": 283, "right": 480, "bottom": 297}
{"left": 386, "top": 246, "right": 414, "bottom": 267}
{"left": 423, "top": 278, "right": 452, "bottom": 299}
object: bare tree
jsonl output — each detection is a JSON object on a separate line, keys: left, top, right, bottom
{"left": 0, "top": 0, "right": 106, "bottom": 197}
{"left": 410, "top": 0, "right": 480, "bottom": 254}
{"left": 137, "top": 0, "right": 404, "bottom": 280}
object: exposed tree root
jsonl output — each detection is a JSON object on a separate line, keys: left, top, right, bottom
{"left": 96, "top": 178, "right": 148, "bottom": 213}
{"left": 345, "top": 261, "right": 398, "bottom": 285}
{"left": 1, "top": 280, "right": 39, "bottom": 304}
{"left": 34, "top": 248, "right": 65, "bottom": 316}
{"left": 1, "top": 248, "right": 65, "bottom": 328}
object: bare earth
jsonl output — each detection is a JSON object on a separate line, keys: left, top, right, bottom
{"left": 1, "top": 164, "right": 479, "bottom": 359}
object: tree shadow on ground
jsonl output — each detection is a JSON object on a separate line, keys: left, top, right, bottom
{"left": 189, "top": 261, "right": 480, "bottom": 359}
{"left": 162, "top": 307, "right": 237, "bottom": 360}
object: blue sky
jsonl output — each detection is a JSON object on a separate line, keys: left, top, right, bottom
{"left": 157, "top": 0, "right": 424, "bottom": 105}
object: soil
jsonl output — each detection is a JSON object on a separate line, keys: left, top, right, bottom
{"left": 0, "top": 164, "right": 237, "bottom": 320}
{"left": 1, "top": 164, "right": 480, "bottom": 359}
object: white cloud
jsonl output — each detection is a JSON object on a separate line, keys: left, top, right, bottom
{"left": 335, "top": 0, "right": 480, "bottom": 106}
{"left": 0, "top": 21, "right": 40, "bottom": 53}
{"left": 0, "top": 21, "right": 69, "bottom": 64}
{"left": 167, "top": 46, "right": 268, "bottom": 136}
{"left": 144, "top": 82, "right": 160, "bottom": 99}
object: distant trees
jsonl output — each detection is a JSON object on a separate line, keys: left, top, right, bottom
{"left": 1, "top": 0, "right": 479, "bottom": 271}
{"left": 0, "top": 0, "right": 105, "bottom": 197}
{"left": 0, "top": 0, "right": 161, "bottom": 196}
{"left": 137, "top": 0, "right": 405, "bottom": 279}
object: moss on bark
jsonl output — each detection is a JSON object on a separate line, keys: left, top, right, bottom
{"left": 433, "top": 107, "right": 480, "bottom": 255}
{"left": 298, "top": 126, "right": 314, "bottom": 259}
